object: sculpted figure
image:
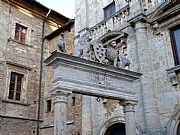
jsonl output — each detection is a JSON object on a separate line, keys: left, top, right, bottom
{"left": 73, "top": 33, "right": 130, "bottom": 69}
{"left": 117, "top": 51, "right": 130, "bottom": 69}
{"left": 57, "top": 33, "right": 67, "bottom": 53}
{"left": 106, "top": 41, "right": 118, "bottom": 66}
{"left": 72, "top": 32, "right": 92, "bottom": 59}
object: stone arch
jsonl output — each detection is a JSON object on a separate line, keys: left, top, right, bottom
{"left": 97, "top": 31, "right": 127, "bottom": 44}
{"left": 99, "top": 116, "right": 143, "bottom": 135}
{"left": 99, "top": 116, "right": 125, "bottom": 135}
{"left": 166, "top": 109, "right": 180, "bottom": 135}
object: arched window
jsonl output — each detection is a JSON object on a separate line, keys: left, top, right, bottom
{"left": 104, "top": 123, "right": 125, "bottom": 135}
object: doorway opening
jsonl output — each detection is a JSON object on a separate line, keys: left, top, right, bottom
{"left": 177, "top": 122, "right": 180, "bottom": 135}
{"left": 104, "top": 123, "right": 126, "bottom": 135}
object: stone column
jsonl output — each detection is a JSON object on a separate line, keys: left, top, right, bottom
{"left": 53, "top": 91, "right": 68, "bottom": 135}
{"left": 123, "top": 101, "right": 137, "bottom": 135}
{"left": 135, "top": 20, "right": 161, "bottom": 133}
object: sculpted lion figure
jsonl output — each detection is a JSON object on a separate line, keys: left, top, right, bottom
{"left": 72, "top": 32, "right": 92, "bottom": 59}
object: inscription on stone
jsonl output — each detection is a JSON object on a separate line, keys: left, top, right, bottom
{"left": 88, "top": 73, "right": 111, "bottom": 86}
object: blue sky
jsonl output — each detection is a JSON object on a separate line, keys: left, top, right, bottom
{"left": 37, "top": 0, "right": 75, "bottom": 18}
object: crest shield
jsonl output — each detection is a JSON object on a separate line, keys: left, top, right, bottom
{"left": 93, "top": 43, "right": 106, "bottom": 63}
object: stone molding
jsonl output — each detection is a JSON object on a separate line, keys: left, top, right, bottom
{"left": 45, "top": 52, "right": 142, "bottom": 101}
{"left": 99, "top": 116, "right": 143, "bottom": 135}
{"left": 127, "top": 13, "right": 147, "bottom": 25}
{"left": 166, "top": 65, "right": 180, "bottom": 86}
{"left": 45, "top": 52, "right": 141, "bottom": 81}
{"left": 54, "top": 95, "right": 68, "bottom": 104}
{"left": 6, "top": 61, "right": 32, "bottom": 71}
{"left": 148, "top": 0, "right": 180, "bottom": 24}
{"left": 123, "top": 100, "right": 137, "bottom": 112}
{"left": 99, "top": 116, "right": 125, "bottom": 135}
{"left": 165, "top": 109, "right": 180, "bottom": 135}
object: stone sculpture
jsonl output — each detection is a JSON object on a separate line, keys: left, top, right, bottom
{"left": 106, "top": 41, "right": 118, "bottom": 66}
{"left": 57, "top": 33, "right": 66, "bottom": 53}
{"left": 72, "top": 32, "right": 130, "bottom": 69}
{"left": 93, "top": 42, "right": 106, "bottom": 63}
{"left": 72, "top": 32, "right": 92, "bottom": 58}
{"left": 117, "top": 52, "right": 130, "bottom": 69}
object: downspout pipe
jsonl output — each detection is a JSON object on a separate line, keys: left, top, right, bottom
{"left": 37, "top": 9, "right": 51, "bottom": 135}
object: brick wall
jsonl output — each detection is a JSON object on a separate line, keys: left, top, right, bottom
{"left": 41, "top": 25, "right": 82, "bottom": 135}
{"left": 1, "top": 117, "right": 37, "bottom": 135}
{"left": 0, "top": 0, "right": 65, "bottom": 134}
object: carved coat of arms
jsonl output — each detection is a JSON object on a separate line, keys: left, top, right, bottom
{"left": 93, "top": 43, "right": 106, "bottom": 63}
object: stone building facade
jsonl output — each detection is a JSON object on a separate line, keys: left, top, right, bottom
{"left": 1, "top": 0, "right": 180, "bottom": 135}
{"left": 0, "top": 0, "right": 80, "bottom": 135}
{"left": 73, "top": 0, "right": 180, "bottom": 135}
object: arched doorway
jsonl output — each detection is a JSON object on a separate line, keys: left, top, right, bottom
{"left": 177, "top": 122, "right": 180, "bottom": 135}
{"left": 104, "top": 123, "right": 126, "bottom": 135}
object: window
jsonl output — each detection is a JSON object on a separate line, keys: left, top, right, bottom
{"left": 171, "top": 25, "right": 180, "bottom": 65}
{"left": 15, "top": 23, "right": 27, "bottom": 43}
{"left": 72, "top": 94, "right": 76, "bottom": 106}
{"left": 8, "top": 72, "right": 23, "bottom": 101}
{"left": 104, "top": 2, "right": 116, "bottom": 19}
{"left": 46, "top": 99, "right": 52, "bottom": 113}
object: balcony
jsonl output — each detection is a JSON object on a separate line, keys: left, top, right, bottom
{"left": 90, "top": 6, "right": 130, "bottom": 40}
{"left": 88, "top": 0, "right": 170, "bottom": 40}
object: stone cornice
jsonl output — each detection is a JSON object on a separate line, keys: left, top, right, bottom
{"left": 127, "top": 13, "right": 147, "bottom": 25}
{"left": 1, "top": 0, "right": 70, "bottom": 25}
{"left": 45, "top": 52, "right": 142, "bottom": 82}
{"left": 45, "top": 52, "right": 141, "bottom": 101}
{"left": 148, "top": 0, "right": 180, "bottom": 24}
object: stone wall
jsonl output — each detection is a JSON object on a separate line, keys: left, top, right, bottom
{"left": 0, "top": 0, "right": 65, "bottom": 134}
{"left": 75, "top": 0, "right": 180, "bottom": 134}
{"left": 1, "top": 117, "right": 37, "bottom": 135}
{"left": 42, "top": 25, "right": 82, "bottom": 135}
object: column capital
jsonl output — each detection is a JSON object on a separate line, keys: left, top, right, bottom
{"left": 127, "top": 13, "right": 147, "bottom": 23}
{"left": 123, "top": 100, "right": 137, "bottom": 112}
{"left": 53, "top": 91, "right": 70, "bottom": 104}
{"left": 123, "top": 100, "right": 137, "bottom": 135}
{"left": 53, "top": 91, "right": 70, "bottom": 96}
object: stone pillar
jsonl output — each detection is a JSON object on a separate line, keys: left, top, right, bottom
{"left": 123, "top": 101, "right": 137, "bottom": 135}
{"left": 82, "top": 96, "right": 93, "bottom": 135}
{"left": 135, "top": 21, "right": 162, "bottom": 133}
{"left": 53, "top": 91, "right": 68, "bottom": 135}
